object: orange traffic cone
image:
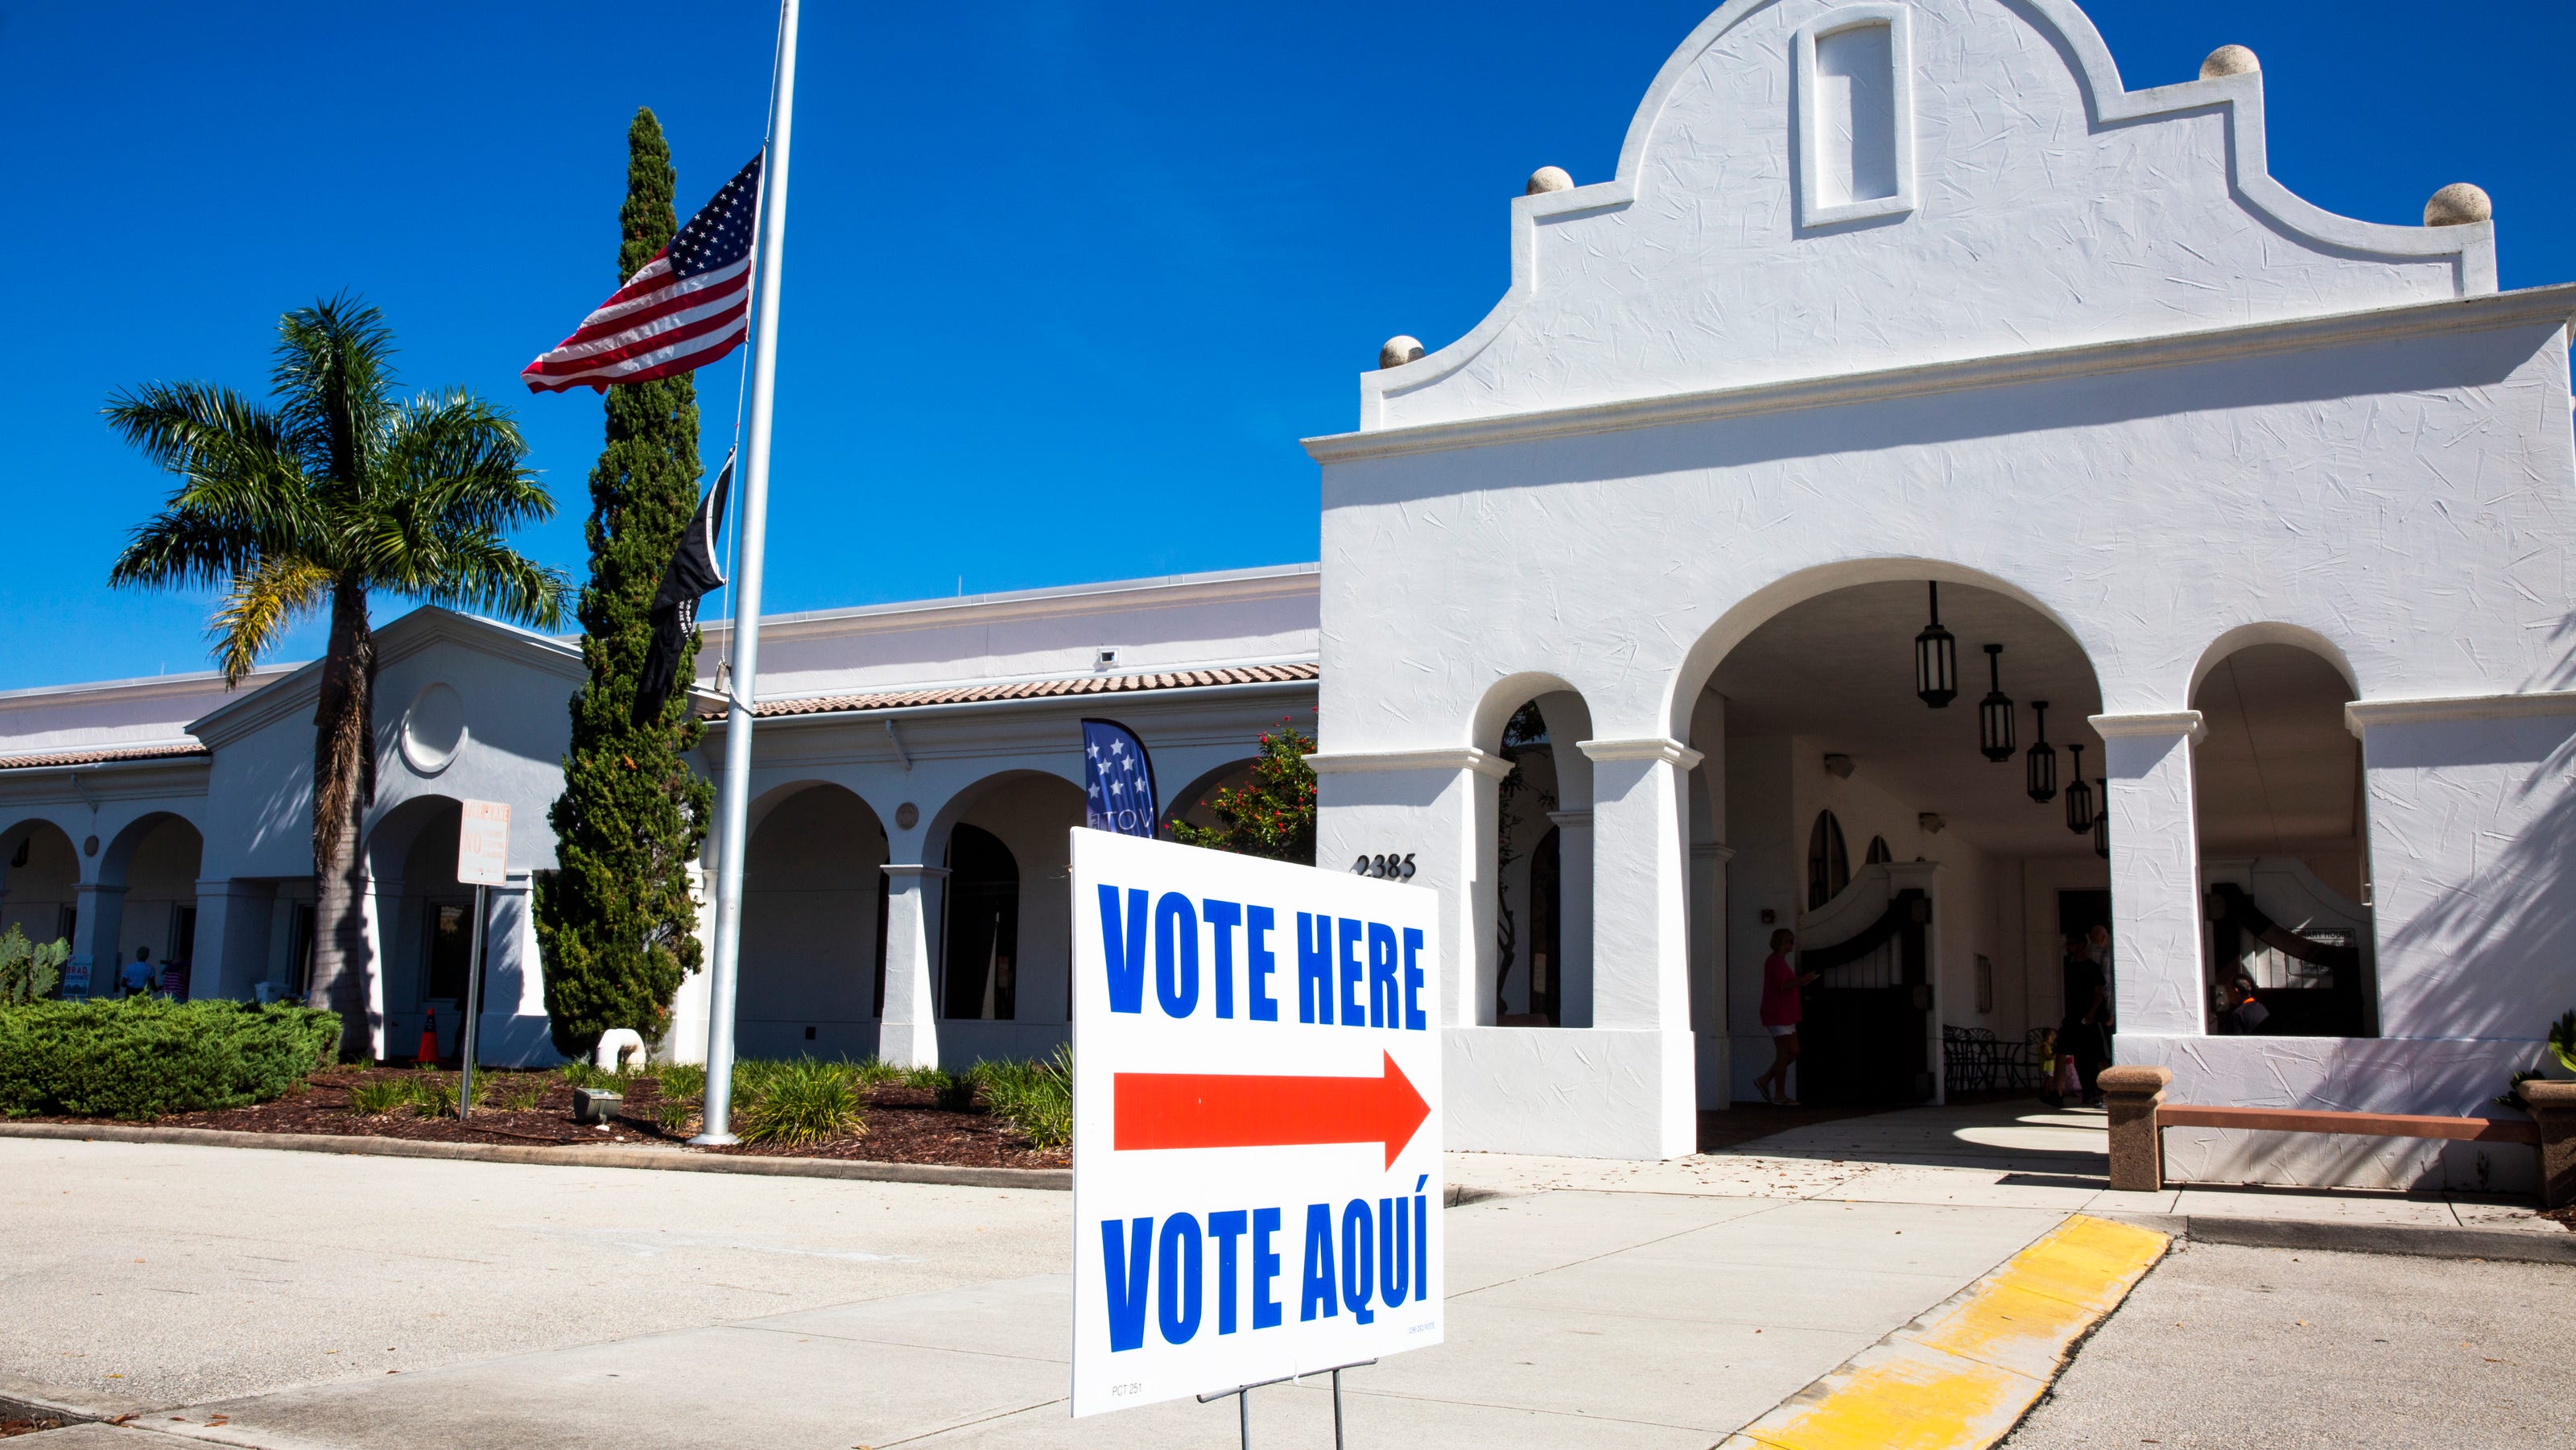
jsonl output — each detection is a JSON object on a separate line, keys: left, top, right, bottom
{"left": 418, "top": 1006, "right": 440, "bottom": 1067}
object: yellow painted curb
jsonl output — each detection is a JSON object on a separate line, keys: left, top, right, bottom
{"left": 1719, "top": 1215, "right": 2169, "bottom": 1450}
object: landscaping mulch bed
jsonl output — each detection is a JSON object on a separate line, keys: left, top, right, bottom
{"left": 24, "top": 1066, "right": 1067, "bottom": 1171}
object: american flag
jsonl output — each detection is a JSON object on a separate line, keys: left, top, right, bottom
{"left": 522, "top": 155, "right": 763, "bottom": 393}
{"left": 1082, "top": 719, "right": 1160, "bottom": 838}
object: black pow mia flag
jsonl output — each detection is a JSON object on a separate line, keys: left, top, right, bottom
{"left": 633, "top": 452, "right": 733, "bottom": 726}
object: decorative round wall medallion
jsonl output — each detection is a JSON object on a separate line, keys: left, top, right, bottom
{"left": 401, "top": 683, "right": 468, "bottom": 775}
{"left": 82, "top": 835, "right": 98, "bottom": 857}
{"left": 894, "top": 802, "right": 919, "bottom": 830}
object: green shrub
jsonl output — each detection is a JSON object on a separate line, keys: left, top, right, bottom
{"left": 0, "top": 926, "right": 69, "bottom": 1006}
{"left": 654, "top": 1062, "right": 705, "bottom": 1100}
{"left": 848, "top": 1058, "right": 903, "bottom": 1088}
{"left": 974, "top": 1047, "right": 1071, "bottom": 1151}
{"left": 737, "top": 1059, "right": 864, "bottom": 1146}
{"left": 494, "top": 1078, "right": 545, "bottom": 1113}
{"left": 411, "top": 1076, "right": 460, "bottom": 1117}
{"left": 0, "top": 998, "right": 340, "bottom": 1119}
{"left": 899, "top": 1064, "right": 953, "bottom": 1091}
{"left": 729, "top": 1056, "right": 786, "bottom": 1109}
{"left": 350, "top": 1077, "right": 414, "bottom": 1115}
{"left": 558, "top": 1060, "right": 614, "bottom": 1089}
{"left": 655, "top": 1097, "right": 697, "bottom": 1136}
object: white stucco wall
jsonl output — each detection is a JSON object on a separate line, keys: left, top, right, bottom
{"left": 1309, "top": 0, "right": 2576, "bottom": 1178}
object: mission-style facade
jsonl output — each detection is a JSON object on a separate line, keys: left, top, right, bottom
{"left": 6, "top": 0, "right": 2569, "bottom": 1191}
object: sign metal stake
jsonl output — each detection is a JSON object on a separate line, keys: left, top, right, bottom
{"left": 452, "top": 799, "right": 511, "bottom": 1122}
{"left": 458, "top": 882, "right": 487, "bottom": 1118}
{"left": 1195, "top": 1359, "right": 1374, "bottom": 1449}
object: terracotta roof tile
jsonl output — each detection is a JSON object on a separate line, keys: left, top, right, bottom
{"left": 0, "top": 742, "right": 209, "bottom": 771}
{"left": 720, "top": 662, "right": 1319, "bottom": 721}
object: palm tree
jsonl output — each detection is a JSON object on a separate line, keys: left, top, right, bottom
{"left": 106, "top": 297, "right": 570, "bottom": 1055}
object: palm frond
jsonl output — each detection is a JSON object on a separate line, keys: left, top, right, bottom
{"left": 273, "top": 295, "right": 398, "bottom": 490}
{"left": 375, "top": 391, "right": 554, "bottom": 532}
{"left": 376, "top": 528, "right": 572, "bottom": 630}
{"left": 102, "top": 382, "right": 292, "bottom": 480}
{"left": 209, "top": 555, "right": 334, "bottom": 684}
{"left": 109, "top": 510, "right": 266, "bottom": 593}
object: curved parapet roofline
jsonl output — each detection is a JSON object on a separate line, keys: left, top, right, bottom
{"left": 1357, "top": 0, "right": 2497, "bottom": 431}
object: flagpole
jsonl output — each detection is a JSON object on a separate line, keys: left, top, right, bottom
{"left": 694, "top": 0, "right": 798, "bottom": 1146}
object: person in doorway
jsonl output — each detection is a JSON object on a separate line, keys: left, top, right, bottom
{"left": 118, "top": 947, "right": 155, "bottom": 998}
{"left": 1754, "top": 928, "right": 1820, "bottom": 1107}
{"left": 2221, "top": 972, "right": 2270, "bottom": 1035}
{"left": 2061, "top": 932, "right": 2110, "bottom": 1108}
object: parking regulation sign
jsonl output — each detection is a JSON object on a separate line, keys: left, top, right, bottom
{"left": 1070, "top": 830, "right": 1443, "bottom": 1417}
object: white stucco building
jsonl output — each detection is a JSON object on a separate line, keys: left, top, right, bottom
{"left": 1304, "top": 0, "right": 2574, "bottom": 1188}
{"left": 6, "top": 0, "right": 2570, "bottom": 1191}
{"left": 0, "top": 568, "right": 1320, "bottom": 1074}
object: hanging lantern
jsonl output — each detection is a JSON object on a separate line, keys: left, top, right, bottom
{"left": 1914, "top": 582, "right": 1958, "bottom": 708}
{"left": 2092, "top": 779, "right": 2110, "bottom": 858}
{"left": 2064, "top": 744, "right": 2094, "bottom": 833}
{"left": 2025, "top": 700, "right": 2058, "bottom": 803}
{"left": 1977, "top": 644, "right": 2016, "bottom": 762}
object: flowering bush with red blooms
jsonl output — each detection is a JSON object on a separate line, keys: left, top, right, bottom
{"left": 1168, "top": 719, "right": 1318, "bottom": 865}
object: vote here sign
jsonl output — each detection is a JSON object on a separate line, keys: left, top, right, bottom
{"left": 1069, "top": 829, "right": 1443, "bottom": 1418}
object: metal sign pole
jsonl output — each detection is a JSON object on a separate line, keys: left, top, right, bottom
{"left": 458, "top": 882, "right": 487, "bottom": 1118}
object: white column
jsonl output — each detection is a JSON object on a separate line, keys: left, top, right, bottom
{"left": 189, "top": 878, "right": 275, "bottom": 1002}
{"left": 1309, "top": 749, "right": 1513, "bottom": 1028}
{"left": 1579, "top": 736, "right": 1703, "bottom": 1159}
{"left": 1686, "top": 692, "right": 1730, "bottom": 1109}
{"left": 1545, "top": 809, "right": 1594, "bottom": 1027}
{"left": 877, "top": 864, "right": 947, "bottom": 1068}
{"left": 2091, "top": 711, "right": 2207, "bottom": 1045}
{"left": 70, "top": 882, "right": 125, "bottom": 995}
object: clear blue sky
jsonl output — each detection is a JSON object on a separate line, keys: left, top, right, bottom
{"left": 2, "top": 2, "right": 2567, "bottom": 690}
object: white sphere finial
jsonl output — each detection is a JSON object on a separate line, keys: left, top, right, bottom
{"left": 2423, "top": 183, "right": 2491, "bottom": 227}
{"left": 2199, "top": 44, "right": 2259, "bottom": 79}
{"left": 1525, "top": 166, "right": 1574, "bottom": 196}
{"left": 1379, "top": 336, "right": 1426, "bottom": 370}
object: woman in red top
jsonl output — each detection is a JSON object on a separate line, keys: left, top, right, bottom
{"left": 1753, "top": 928, "right": 1819, "bottom": 1107}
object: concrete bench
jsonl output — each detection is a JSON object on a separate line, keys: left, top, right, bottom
{"left": 2099, "top": 1066, "right": 2572, "bottom": 1207}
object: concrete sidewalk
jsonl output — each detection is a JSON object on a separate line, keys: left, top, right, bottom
{"left": 7, "top": 1102, "right": 2564, "bottom": 1448}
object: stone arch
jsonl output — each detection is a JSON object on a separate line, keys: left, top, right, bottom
{"left": 1665, "top": 557, "right": 2101, "bottom": 740}
{"left": 1164, "top": 756, "right": 1261, "bottom": 838}
{"left": 0, "top": 816, "right": 82, "bottom": 960}
{"left": 1476, "top": 678, "right": 1596, "bottom": 1029}
{"left": 361, "top": 793, "right": 468, "bottom": 1060}
{"left": 1680, "top": 564, "right": 2113, "bottom": 1105}
{"left": 2190, "top": 633, "right": 2373, "bottom": 1038}
{"left": 737, "top": 782, "right": 888, "bottom": 1061}
{"left": 99, "top": 812, "right": 204, "bottom": 993}
{"left": 2186, "top": 622, "right": 2361, "bottom": 705}
{"left": 924, "top": 767, "right": 1087, "bottom": 1061}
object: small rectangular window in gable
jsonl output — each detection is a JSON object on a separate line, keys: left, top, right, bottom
{"left": 1794, "top": 6, "right": 1918, "bottom": 227}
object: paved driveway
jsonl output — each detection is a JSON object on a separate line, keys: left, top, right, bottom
{"left": 4, "top": 1136, "right": 2067, "bottom": 1448}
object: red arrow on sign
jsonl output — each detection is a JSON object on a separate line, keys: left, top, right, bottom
{"left": 1114, "top": 1051, "right": 1430, "bottom": 1169}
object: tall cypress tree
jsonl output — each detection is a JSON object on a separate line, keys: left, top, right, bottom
{"left": 535, "top": 109, "right": 718, "bottom": 1058}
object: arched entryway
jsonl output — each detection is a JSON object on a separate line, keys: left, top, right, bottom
{"left": 365, "top": 795, "right": 471, "bottom": 1061}
{"left": 929, "top": 770, "right": 1086, "bottom": 1064}
{"left": 737, "top": 783, "right": 888, "bottom": 1060}
{"left": 1477, "top": 687, "right": 1594, "bottom": 1028}
{"left": 2191, "top": 638, "right": 2372, "bottom": 1037}
{"left": 0, "top": 819, "right": 80, "bottom": 967}
{"left": 1684, "top": 573, "right": 2109, "bottom": 1107}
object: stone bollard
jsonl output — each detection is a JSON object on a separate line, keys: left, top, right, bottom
{"left": 2098, "top": 1065, "right": 2172, "bottom": 1192}
{"left": 2517, "top": 1080, "right": 2576, "bottom": 1210}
